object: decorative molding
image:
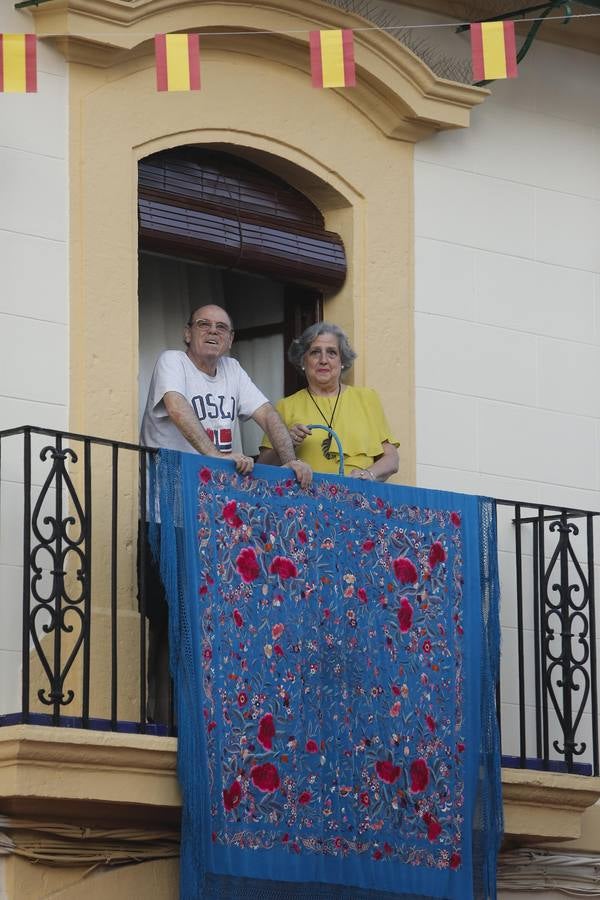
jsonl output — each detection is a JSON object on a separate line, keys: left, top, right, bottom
{"left": 32, "top": 0, "right": 488, "bottom": 139}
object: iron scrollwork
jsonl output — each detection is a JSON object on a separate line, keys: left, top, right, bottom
{"left": 542, "top": 517, "right": 591, "bottom": 764}
{"left": 28, "top": 443, "right": 88, "bottom": 712}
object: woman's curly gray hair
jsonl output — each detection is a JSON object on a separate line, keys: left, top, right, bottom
{"left": 288, "top": 322, "right": 357, "bottom": 373}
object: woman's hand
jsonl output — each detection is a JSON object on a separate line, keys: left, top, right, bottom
{"left": 289, "top": 423, "right": 312, "bottom": 447}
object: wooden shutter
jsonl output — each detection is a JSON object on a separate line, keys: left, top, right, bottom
{"left": 138, "top": 149, "right": 347, "bottom": 292}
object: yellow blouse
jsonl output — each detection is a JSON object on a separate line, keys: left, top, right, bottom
{"left": 261, "top": 386, "right": 399, "bottom": 475}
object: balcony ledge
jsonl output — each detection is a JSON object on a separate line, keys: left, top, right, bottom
{"left": 0, "top": 724, "right": 180, "bottom": 825}
{"left": 1, "top": 727, "right": 599, "bottom": 844}
{"left": 501, "top": 767, "right": 600, "bottom": 846}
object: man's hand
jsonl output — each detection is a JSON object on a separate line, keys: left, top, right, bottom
{"left": 229, "top": 452, "right": 255, "bottom": 475}
{"left": 289, "top": 423, "right": 312, "bottom": 447}
{"left": 284, "top": 459, "right": 312, "bottom": 489}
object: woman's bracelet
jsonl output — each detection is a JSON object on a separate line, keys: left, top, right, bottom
{"left": 366, "top": 469, "right": 376, "bottom": 480}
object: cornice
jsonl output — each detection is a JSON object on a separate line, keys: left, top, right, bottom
{"left": 31, "top": 0, "right": 488, "bottom": 139}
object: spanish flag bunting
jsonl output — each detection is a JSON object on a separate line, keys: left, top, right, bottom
{"left": 155, "top": 33, "right": 201, "bottom": 92}
{"left": 470, "top": 20, "right": 518, "bottom": 81}
{"left": 0, "top": 34, "right": 37, "bottom": 93}
{"left": 310, "top": 29, "right": 356, "bottom": 89}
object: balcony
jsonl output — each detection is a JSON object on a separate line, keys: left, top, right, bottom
{"left": 0, "top": 426, "right": 599, "bottom": 868}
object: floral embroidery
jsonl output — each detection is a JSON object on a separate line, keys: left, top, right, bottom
{"left": 195, "top": 471, "right": 467, "bottom": 873}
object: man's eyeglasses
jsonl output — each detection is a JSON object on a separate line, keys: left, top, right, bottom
{"left": 189, "top": 319, "right": 232, "bottom": 334}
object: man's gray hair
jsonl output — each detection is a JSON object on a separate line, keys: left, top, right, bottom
{"left": 288, "top": 322, "right": 357, "bottom": 372}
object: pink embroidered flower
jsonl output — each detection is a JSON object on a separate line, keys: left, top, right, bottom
{"left": 237, "top": 692, "right": 248, "bottom": 707}
{"left": 425, "top": 714, "right": 436, "bottom": 733}
{"left": 223, "top": 780, "right": 242, "bottom": 811}
{"left": 450, "top": 512, "right": 461, "bottom": 527}
{"left": 410, "top": 758, "right": 430, "bottom": 793}
{"left": 305, "top": 739, "right": 319, "bottom": 754}
{"left": 298, "top": 530, "right": 308, "bottom": 545}
{"left": 428, "top": 541, "right": 446, "bottom": 568}
{"left": 298, "top": 791, "right": 311, "bottom": 805}
{"left": 384, "top": 842, "right": 393, "bottom": 855}
{"left": 233, "top": 608, "right": 244, "bottom": 627}
{"left": 203, "top": 646, "right": 212, "bottom": 661}
{"left": 199, "top": 467, "right": 211, "bottom": 484}
{"left": 251, "top": 762, "right": 280, "bottom": 793}
{"left": 236, "top": 547, "right": 260, "bottom": 583}
{"left": 393, "top": 557, "right": 418, "bottom": 585}
{"left": 375, "top": 759, "right": 401, "bottom": 784}
{"left": 397, "top": 597, "right": 413, "bottom": 633}
{"left": 359, "top": 792, "right": 370, "bottom": 806}
{"left": 257, "top": 713, "right": 275, "bottom": 750}
{"left": 422, "top": 639, "right": 432, "bottom": 653}
{"left": 423, "top": 812, "right": 442, "bottom": 841}
{"left": 362, "top": 539, "right": 375, "bottom": 552}
{"left": 269, "top": 556, "right": 298, "bottom": 579}
{"left": 223, "top": 500, "right": 242, "bottom": 528}
{"left": 450, "top": 852, "right": 461, "bottom": 870}
{"left": 272, "top": 623, "right": 285, "bottom": 641}
{"left": 389, "top": 701, "right": 402, "bottom": 717}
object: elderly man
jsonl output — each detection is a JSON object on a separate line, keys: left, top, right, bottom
{"left": 141, "top": 304, "right": 311, "bottom": 486}
{"left": 140, "top": 304, "right": 311, "bottom": 723}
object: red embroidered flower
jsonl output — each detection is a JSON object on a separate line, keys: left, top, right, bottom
{"left": 397, "top": 597, "right": 413, "bottom": 633}
{"left": 236, "top": 547, "right": 260, "bottom": 583}
{"left": 272, "top": 623, "right": 284, "bottom": 641}
{"left": 223, "top": 779, "right": 242, "bottom": 811}
{"left": 273, "top": 644, "right": 284, "bottom": 657}
{"left": 384, "top": 842, "right": 393, "bottom": 855}
{"left": 362, "top": 539, "right": 375, "bottom": 552}
{"left": 298, "top": 530, "right": 308, "bottom": 544}
{"left": 223, "top": 500, "right": 242, "bottom": 528}
{"left": 207, "top": 720, "right": 216, "bottom": 733}
{"left": 298, "top": 791, "right": 311, "bottom": 805}
{"left": 373, "top": 849, "right": 383, "bottom": 860}
{"left": 450, "top": 512, "right": 461, "bottom": 527}
{"left": 428, "top": 541, "right": 446, "bottom": 568}
{"left": 425, "top": 714, "right": 436, "bottom": 733}
{"left": 199, "top": 585, "right": 208, "bottom": 596}
{"left": 305, "top": 739, "right": 319, "bottom": 754}
{"left": 393, "top": 557, "right": 418, "bottom": 585}
{"left": 410, "top": 758, "right": 430, "bottom": 793}
{"left": 357, "top": 588, "right": 367, "bottom": 603}
{"left": 257, "top": 712, "right": 275, "bottom": 750}
{"left": 450, "top": 852, "right": 461, "bottom": 870}
{"left": 359, "top": 791, "right": 370, "bottom": 806}
{"left": 269, "top": 556, "right": 298, "bottom": 579}
{"left": 457, "top": 742, "right": 465, "bottom": 753}
{"left": 199, "top": 467, "right": 211, "bottom": 484}
{"left": 233, "top": 608, "right": 244, "bottom": 627}
{"left": 422, "top": 639, "right": 432, "bottom": 653}
{"left": 237, "top": 692, "right": 248, "bottom": 707}
{"left": 423, "top": 812, "right": 442, "bottom": 841}
{"left": 203, "top": 646, "right": 212, "bottom": 661}
{"left": 250, "top": 762, "right": 280, "bottom": 793}
{"left": 392, "top": 684, "right": 402, "bottom": 696}
{"left": 375, "top": 759, "right": 401, "bottom": 784}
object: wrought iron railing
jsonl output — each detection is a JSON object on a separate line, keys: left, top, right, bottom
{"left": 0, "top": 426, "right": 598, "bottom": 773}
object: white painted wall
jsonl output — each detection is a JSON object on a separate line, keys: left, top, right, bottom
{"left": 0, "top": 6, "right": 68, "bottom": 714}
{"left": 368, "top": 0, "right": 600, "bottom": 826}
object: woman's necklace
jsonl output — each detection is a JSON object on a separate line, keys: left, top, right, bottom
{"left": 306, "top": 384, "right": 342, "bottom": 460}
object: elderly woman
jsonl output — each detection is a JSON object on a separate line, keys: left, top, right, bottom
{"left": 258, "top": 323, "right": 399, "bottom": 481}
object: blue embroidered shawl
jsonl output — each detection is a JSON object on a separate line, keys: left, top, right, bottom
{"left": 150, "top": 452, "right": 502, "bottom": 900}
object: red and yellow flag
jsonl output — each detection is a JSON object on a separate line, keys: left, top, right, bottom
{"left": 155, "top": 34, "right": 201, "bottom": 92}
{"left": 470, "top": 21, "right": 517, "bottom": 81}
{"left": 309, "top": 29, "right": 355, "bottom": 89}
{"left": 0, "top": 34, "right": 37, "bottom": 93}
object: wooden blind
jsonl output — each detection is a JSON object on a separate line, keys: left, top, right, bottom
{"left": 138, "top": 150, "right": 347, "bottom": 292}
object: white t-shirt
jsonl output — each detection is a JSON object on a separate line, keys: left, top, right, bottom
{"left": 140, "top": 350, "right": 268, "bottom": 454}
